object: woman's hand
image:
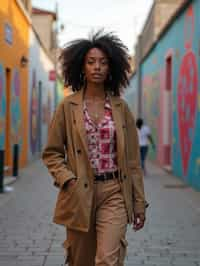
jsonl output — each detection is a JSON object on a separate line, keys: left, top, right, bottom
{"left": 63, "top": 178, "right": 77, "bottom": 191}
{"left": 133, "top": 213, "right": 145, "bottom": 231}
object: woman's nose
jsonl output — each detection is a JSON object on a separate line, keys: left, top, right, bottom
{"left": 94, "top": 61, "right": 100, "bottom": 69}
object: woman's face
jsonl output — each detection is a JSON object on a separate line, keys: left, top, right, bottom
{"left": 83, "top": 48, "right": 109, "bottom": 84}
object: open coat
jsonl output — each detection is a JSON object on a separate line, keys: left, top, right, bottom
{"left": 42, "top": 90, "right": 146, "bottom": 232}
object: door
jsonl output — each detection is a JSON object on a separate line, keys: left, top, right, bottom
{"left": 163, "top": 56, "right": 172, "bottom": 167}
{"left": 5, "top": 68, "right": 11, "bottom": 171}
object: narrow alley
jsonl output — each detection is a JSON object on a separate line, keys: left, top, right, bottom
{"left": 0, "top": 160, "right": 199, "bottom": 266}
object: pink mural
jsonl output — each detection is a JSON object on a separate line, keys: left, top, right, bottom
{"left": 11, "top": 69, "right": 22, "bottom": 146}
{"left": 30, "top": 70, "right": 38, "bottom": 154}
{"left": 177, "top": 6, "right": 198, "bottom": 176}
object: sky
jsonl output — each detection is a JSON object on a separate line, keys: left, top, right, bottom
{"left": 32, "top": 0, "right": 153, "bottom": 53}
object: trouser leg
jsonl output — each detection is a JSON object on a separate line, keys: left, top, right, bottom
{"left": 64, "top": 197, "right": 96, "bottom": 266}
{"left": 140, "top": 146, "right": 148, "bottom": 172}
{"left": 65, "top": 225, "right": 96, "bottom": 266}
{"left": 95, "top": 179, "right": 128, "bottom": 266}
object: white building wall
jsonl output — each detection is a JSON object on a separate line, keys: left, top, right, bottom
{"left": 28, "top": 28, "right": 55, "bottom": 160}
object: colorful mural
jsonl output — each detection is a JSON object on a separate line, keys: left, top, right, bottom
{"left": 0, "top": 64, "right": 6, "bottom": 150}
{"left": 135, "top": 1, "right": 200, "bottom": 190}
{"left": 30, "top": 70, "right": 38, "bottom": 154}
{"left": 177, "top": 5, "right": 198, "bottom": 177}
{"left": 142, "top": 73, "right": 159, "bottom": 160}
{"left": 11, "top": 69, "right": 22, "bottom": 146}
{"left": 123, "top": 76, "right": 138, "bottom": 116}
{"left": 56, "top": 79, "right": 64, "bottom": 106}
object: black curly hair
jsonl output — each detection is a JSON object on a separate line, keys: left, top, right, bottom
{"left": 59, "top": 30, "right": 130, "bottom": 95}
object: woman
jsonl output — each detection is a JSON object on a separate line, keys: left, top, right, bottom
{"left": 136, "top": 118, "right": 155, "bottom": 175}
{"left": 42, "top": 31, "right": 146, "bottom": 266}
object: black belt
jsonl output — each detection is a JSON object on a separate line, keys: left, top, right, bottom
{"left": 94, "top": 171, "right": 119, "bottom": 181}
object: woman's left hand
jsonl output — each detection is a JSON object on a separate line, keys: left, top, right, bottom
{"left": 133, "top": 213, "right": 145, "bottom": 231}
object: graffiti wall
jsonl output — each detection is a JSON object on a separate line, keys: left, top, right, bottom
{"left": 123, "top": 74, "right": 138, "bottom": 117}
{"left": 142, "top": 70, "right": 160, "bottom": 161}
{"left": 56, "top": 78, "right": 64, "bottom": 106}
{"left": 11, "top": 69, "right": 22, "bottom": 147}
{"left": 140, "top": 0, "right": 200, "bottom": 190}
{"left": 0, "top": 0, "right": 29, "bottom": 168}
{"left": 28, "top": 29, "right": 56, "bottom": 160}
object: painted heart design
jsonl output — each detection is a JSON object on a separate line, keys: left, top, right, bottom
{"left": 177, "top": 51, "right": 198, "bottom": 176}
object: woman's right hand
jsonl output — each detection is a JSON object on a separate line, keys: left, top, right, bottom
{"left": 63, "top": 178, "right": 77, "bottom": 191}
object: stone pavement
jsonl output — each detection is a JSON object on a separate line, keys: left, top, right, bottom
{"left": 0, "top": 160, "right": 200, "bottom": 266}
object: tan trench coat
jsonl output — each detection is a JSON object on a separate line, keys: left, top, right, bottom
{"left": 42, "top": 90, "right": 146, "bottom": 232}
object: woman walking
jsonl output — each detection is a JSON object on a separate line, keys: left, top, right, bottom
{"left": 42, "top": 30, "right": 146, "bottom": 266}
{"left": 136, "top": 118, "right": 155, "bottom": 175}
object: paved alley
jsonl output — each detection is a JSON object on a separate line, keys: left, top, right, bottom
{"left": 0, "top": 160, "right": 200, "bottom": 266}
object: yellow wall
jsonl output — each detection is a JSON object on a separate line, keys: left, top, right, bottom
{"left": 0, "top": 0, "right": 29, "bottom": 169}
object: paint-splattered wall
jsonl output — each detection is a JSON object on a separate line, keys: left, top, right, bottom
{"left": 0, "top": 0, "right": 29, "bottom": 169}
{"left": 138, "top": 0, "right": 200, "bottom": 190}
{"left": 123, "top": 74, "right": 138, "bottom": 117}
{"left": 28, "top": 29, "right": 56, "bottom": 160}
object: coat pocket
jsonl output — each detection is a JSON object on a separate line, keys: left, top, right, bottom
{"left": 53, "top": 177, "right": 92, "bottom": 231}
{"left": 54, "top": 179, "right": 80, "bottom": 221}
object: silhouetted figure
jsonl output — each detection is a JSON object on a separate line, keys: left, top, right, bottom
{"left": 136, "top": 118, "right": 155, "bottom": 175}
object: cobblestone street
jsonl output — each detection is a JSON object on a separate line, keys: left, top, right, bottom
{"left": 0, "top": 160, "right": 200, "bottom": 266}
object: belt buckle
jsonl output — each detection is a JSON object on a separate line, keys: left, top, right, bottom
{"left": 103, "top": 172, "right": 107, "bottom": 181}
{"left": 112, "top": 171, "right": 116, "bottom": 179}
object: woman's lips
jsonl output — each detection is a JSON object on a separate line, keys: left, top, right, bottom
{"left": 92, "top": 73, "right": 102, "bottom": 78}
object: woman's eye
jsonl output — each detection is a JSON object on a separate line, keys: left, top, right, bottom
{"left": 101, "top": 61, "right": 108, "bottom": 65}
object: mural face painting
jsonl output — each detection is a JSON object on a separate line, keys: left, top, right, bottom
{"left": 177, "top": 6, "right": 198, "bottom": 176}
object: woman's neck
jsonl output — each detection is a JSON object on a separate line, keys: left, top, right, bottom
{"left": 84, "top": 83, "right": 106, "bottom": 100}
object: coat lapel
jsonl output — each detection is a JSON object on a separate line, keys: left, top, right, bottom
{"left": 70, "top": 90, "right": 89, "bottom": 156}
{"left": 70, "top": 91, "right": 125, "bottom": 169}
{"left": 109, "top": 96, "right": 125, "bottom": 169}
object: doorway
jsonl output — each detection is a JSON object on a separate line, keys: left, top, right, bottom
{"left": 163, "top": 56, "right": 172, "bottom": 167}
{"left": 5, "top": 68, "right": 11, "bottom": 171}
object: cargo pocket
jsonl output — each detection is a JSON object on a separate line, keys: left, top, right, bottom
{"left": 63, "top": 240, "right": 72, "bottom": 265}
{"left": 118, "top": 238, "right": 128, "bottom": 266}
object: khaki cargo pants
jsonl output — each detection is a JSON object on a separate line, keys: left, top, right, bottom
{"left": 63, "top": 178, "right": 128, "bottom": 266}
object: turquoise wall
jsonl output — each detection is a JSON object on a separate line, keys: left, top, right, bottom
{"left": 139, "top": 0, "right": 200, "bottom": 190}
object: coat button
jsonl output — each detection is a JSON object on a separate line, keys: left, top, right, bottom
{"left": 77, "top": 149, "right": 81, "bottom": 154}
{"left": 84, "top": 183, "right": 88, "bottom": 188}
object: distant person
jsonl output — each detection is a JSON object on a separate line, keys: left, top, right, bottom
{"left": 42, "top": 30, "right": 146, "bottom": 266}
{"left": 136, "top": 118, "right": 155, "bottom": 175}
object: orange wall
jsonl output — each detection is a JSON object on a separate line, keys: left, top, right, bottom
{"left": 0, "top": 0, "right": 29, "bottom": 168}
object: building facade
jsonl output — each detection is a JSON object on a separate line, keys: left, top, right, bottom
{"left": 0, "top": 1, "right": 61, "bottom": 175}
{"left": 125, "top": 0, "right": 200, "bottom": 190}
{"left": 0, "top": 0, "right": 30, "bottom": 172}
{"left": 28, "top": 28, "right": 56, "bottom": 161}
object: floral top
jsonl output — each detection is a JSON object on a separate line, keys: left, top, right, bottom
{"left": 83, "top": 97, "right": 118, "bottom": 175}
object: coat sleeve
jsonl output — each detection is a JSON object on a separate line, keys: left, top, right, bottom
{"left": 42, "top": 101, "right": 76, "bottom": 188}
{"left": 124, "top": 101, "right": 146, "bottom": 215}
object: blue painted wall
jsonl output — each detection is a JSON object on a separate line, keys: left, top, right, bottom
{"left": 124, "top": 74, "right": 138, "bottom": 117}
{"left": 138, "top": 0, "right": 200, "bottom": 190}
